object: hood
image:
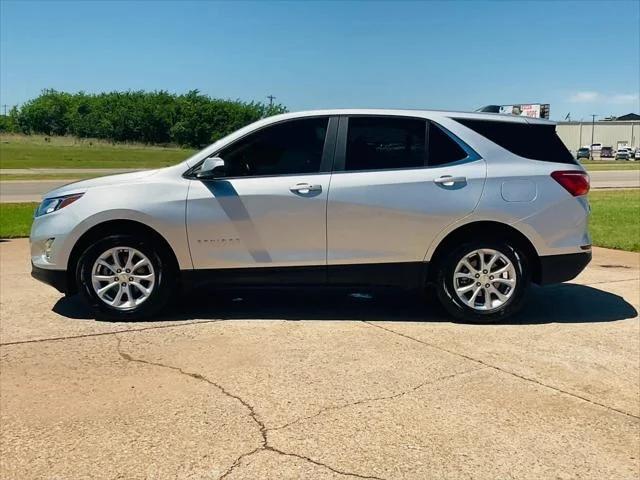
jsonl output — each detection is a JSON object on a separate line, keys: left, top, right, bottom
{"left": 42, "top": 169, "right": 160, "bottom": 199}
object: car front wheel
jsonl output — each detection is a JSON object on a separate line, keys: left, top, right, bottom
{"left": 77, "top": 234, "right": 175, "bottom": 320}
{"left": 436, "top": 241, "right": 529, "bottom": 323}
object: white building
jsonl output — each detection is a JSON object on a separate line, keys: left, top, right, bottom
{"left": 557, "top": 120, "right": 639, "bottom": 153}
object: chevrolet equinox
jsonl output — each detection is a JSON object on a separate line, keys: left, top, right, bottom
{"left": 30, "top": 109, "right": 591, "bottom": 323}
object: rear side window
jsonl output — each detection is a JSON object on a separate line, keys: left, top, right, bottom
{"left": 453, "top": 118, "right": 576, "bottom": 164}
{"left": 345, "top": 117, "right": 426, "bottom": 171}
{"left": 428, "top": 122, "right": 468, "bottom": 166}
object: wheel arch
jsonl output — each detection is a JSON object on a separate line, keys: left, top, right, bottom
{"left": 427, "top": 221, "right": 542, "bottom": 285}
{"left": 66, "top": 219, "right": 180, "bottom": 294}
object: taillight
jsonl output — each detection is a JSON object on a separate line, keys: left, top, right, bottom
{"left": 551, "top": 170, "right": 590, "bottom": 196}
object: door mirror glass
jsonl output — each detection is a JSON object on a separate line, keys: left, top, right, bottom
{"left": 197, "top": 157, "right": 226, "bottom": 179}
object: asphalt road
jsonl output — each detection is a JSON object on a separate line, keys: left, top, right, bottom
{"left": 1, "top": 239, "right": 638, "bottom": 479}
{"left": 0, "top": 169, "right": 638, "bottom": 202}
{"left": 588, "top": 169, "right": 640, "bottom": 189}
{"left": 0, "top": 179, "right": 75, "bottom": 203}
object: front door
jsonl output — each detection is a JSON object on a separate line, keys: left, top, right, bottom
{"left": 187, "top": 116, "right": 336, "bottom": 283}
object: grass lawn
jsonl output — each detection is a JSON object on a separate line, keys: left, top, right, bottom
{"left": 0, "top": 134, "right": 196, "bottom": 169}
{"left": 0, "top": 203, "right": 37, "bottom": 238}
{"left": 2, "top": 191, "right": 638, "bottom": 253}
{"left": 589, "top": 190, "right": 640, "bottom": 252}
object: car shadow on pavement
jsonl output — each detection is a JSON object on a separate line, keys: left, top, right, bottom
{"left": 52, "top": 283, "right": 637, "bottom": 325}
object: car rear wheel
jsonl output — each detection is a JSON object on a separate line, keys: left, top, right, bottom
{"left": 436, "top": 241, "right": 529, "bottom": 323}
{"left": 77, "top": 234, "right": 175, "bottom": 320}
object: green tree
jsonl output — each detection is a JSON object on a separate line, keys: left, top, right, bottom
{"left": 13, "top": 89, "right": 287, "bottom": 148}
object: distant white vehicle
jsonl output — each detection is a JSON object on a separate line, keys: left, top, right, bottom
{"left": 590, "top": 143, "right": 602, "bottom": 152}
{"left": 615, "top": 148, "right": 632, "bottom": 160}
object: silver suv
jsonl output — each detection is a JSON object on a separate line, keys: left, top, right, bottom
{"left": 30, "top": 109, "right": 591, "bottom": 323}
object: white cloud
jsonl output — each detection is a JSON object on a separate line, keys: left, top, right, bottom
{"left": 611, "top": 93, "right": 639, "bottom": 105}
{"left": 569, "top": 91, "right": 639, "bottom": 105}
{"left": 569, "top": 91, "right": 600, "bottom": 103}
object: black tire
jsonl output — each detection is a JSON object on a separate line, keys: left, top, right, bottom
{"left": 435, "top": 241, "right": 530, "bottom": 323}
{"left": 76, "top": 234, "right": 176, "bottom": 321}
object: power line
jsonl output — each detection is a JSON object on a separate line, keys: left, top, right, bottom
{"left": 267, "top": 95, "right": 276, "bottom": 107}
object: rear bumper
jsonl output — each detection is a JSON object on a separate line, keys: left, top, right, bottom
{"left": 31, "top": 263, "right": 68, "bottom": 294}
{"left": 537, "top": 251, "right": 592, "bottom": 286}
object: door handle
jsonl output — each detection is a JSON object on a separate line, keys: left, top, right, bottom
{"left": 434, "top": 175, "right": 467, "bottom": 186}
{"left": 290, "top": 183, "right": 322, "bottom": 194}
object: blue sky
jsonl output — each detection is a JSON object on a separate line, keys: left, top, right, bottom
{"left": 1, "top": 0, "right": 638, "bottom": 120}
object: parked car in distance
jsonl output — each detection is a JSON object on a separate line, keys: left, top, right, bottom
{"left": 622, "top": 147, "right": 636, "bottom": 160}
{"left": 30, "top": 109, "right": 591, "bottom": 324}
{"left": 576, "top": 147, "right": 591, "bottom": 160}
{"left": 600, "top": 146, "right": 614, "bottom": 158}
{"left": 634, "top": 149, "right": 640, "bottom": 161}
{"left": 615, "top": 148, "right": 631, "bottom": 160}
{"left": 590, "top": 143, "right": 602, "bottom": 153}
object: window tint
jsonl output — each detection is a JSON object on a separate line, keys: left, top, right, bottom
{"left": 218, "top": 117, "right": 328, "bottom": 177}
{"left": 428, "top": 122, "right": 468, "bottom": 166}
{"left": 345, "top": 117, "right": 426, "bottom": 171}
{"left": 453, "top": 118, "right": 576, "bottom": 164}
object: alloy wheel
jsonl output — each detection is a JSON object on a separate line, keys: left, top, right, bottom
{"left": 452, "top": 248, "right": 517, "bottom": 312}
{"left": 90, "top": 246, "right": 156, "bottom": 310}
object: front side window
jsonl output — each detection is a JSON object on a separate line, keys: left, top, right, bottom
{"left": 345, "top": 117, "right": 426, "bottom": 171}
{"left": 218, "top": 117, "right": 328, "bottom": 177}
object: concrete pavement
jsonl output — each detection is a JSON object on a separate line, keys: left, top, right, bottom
{"left": 1, "top": 239, "right": 638, "bottom": 479}
{"left": 1, "top": 169, "right": 638, "bottom": 202}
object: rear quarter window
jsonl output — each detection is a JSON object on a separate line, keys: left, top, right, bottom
{"left": 453, "top": 118, "right": 576, "bottom": 164}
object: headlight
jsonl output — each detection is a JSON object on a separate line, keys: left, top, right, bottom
{"left": 35, "top": 193, "right": 84, "bottom": 217}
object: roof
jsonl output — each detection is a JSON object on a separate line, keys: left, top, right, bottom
{"left": 276, "top": 108, "right": 555, "bottom": 125}
{"left": 616, "top": 113, "right": 640, "bottom": 121}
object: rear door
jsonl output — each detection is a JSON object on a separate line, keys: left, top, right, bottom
{"left": 326, "top": 115, "right": 486, "bottom": 284}
{"left": 186, "top": 116, "right": 337, "bottom": 282}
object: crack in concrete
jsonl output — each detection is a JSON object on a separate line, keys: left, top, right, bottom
{"left": 269, "top": 366, "right": 487, "bottom": 432}
{"left": 1, "top": 319, "right": 222, "bottom": 347}
{"left": 584, "top": 277, "right": 640, "bottom": 286}
{"left": 263, "top": 447, "right": 385, "bottom": 479}
{"left": 218, "top": 446, "right": 264, "bottom": 480}
{"left": 114, "top": 335, "right": 385, "bottom": 480}
{"left": 363, "top": 321, "right": 640, "bottom": 421}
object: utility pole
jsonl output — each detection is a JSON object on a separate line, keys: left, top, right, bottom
{"left": 267, "top": 95, "right": 276, "bottom": 108}
{"left": 579, "top": 119, "right": 583, "bottom": 152}
{"left": 590, "top": 114, "right": 597, "bottom": 150}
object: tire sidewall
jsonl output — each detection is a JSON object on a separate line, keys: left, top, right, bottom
{"left": 437, "top": 241, "right": 529, "bottom": 323}
{"left": 77, "top": 234, "right": 173, "bottom": 320}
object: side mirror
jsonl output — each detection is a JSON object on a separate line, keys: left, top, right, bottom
{"left": 196, "top": 157, "right": 226, "bottom": 179}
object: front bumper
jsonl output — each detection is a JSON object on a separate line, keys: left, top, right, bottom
{"left": 31, "top": 263, "right": 68, "bottom": 294}
{"left": 537, "top": 251, "right": 592, "bottom": 286}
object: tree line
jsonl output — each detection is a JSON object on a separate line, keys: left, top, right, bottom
{"left": 0, "top": 89, "right": 287, "bottom": 148}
